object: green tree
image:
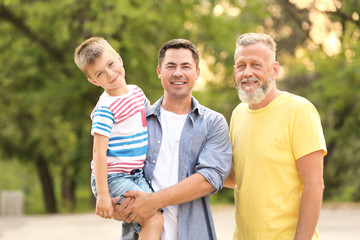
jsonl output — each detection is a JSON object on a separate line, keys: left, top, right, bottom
{"left": 278, "top": 0, "right": 360, "bottom": 201}
{"left": 1, "top": 0, "right": 359, "bottom": 214}
{"left": 0, "top": 0, "right": 269, "bottom": 213}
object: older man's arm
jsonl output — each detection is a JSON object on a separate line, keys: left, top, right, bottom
{"left": 224, "top": 165, "right": 236, "bottom": 189}
{"left": 294, "top": 150, "right": 324, "bottom": 240}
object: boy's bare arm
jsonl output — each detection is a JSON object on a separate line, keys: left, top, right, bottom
{"left": 93, "top": 133, "right": 113, "bottom": 219}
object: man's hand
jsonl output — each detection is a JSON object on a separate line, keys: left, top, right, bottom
{"left": 111, "top": 196, "right": 134, "bottom": 222}
{"left": 121, "top": 190, "right": 160, "bottom": 224}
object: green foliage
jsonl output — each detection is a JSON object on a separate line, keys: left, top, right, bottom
{"left": 1, "top": 0, "right": 360, "bottom": 213}
{"left": 211, "top": 188, "right": 234, "bottom": 204}
{"left": 1, "top": 0, "right": 269, "bottom": 212}
{"left": 280, "top": 1, "right": 360, "bottom": 201}
{"left": 0, "top": 159, "right": 45, "bottom": 214}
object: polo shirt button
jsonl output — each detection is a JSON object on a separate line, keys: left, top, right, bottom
{"left": 153, "top": 160, "right": 156, "bottom": 164}
{"left": 157, "top": 140, "right": 161, "bottom": 144}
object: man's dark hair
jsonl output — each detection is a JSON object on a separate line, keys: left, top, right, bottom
{"left": 158, "top": 39, "right": 200, "bottom": 68}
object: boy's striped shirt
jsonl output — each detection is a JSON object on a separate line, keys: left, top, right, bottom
{"left": 90, "top": 85, "right": 149, "bottom": 174}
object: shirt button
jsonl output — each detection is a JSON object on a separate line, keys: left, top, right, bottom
{"left": 157, "top": 140, "right": 161, "bottom": 144}
{"left": 152, "top": 160, "right": 156, "bottom": 164}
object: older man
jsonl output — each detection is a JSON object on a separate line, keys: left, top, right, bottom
{"left": 225, "top": 33, "right": 327, "bottom": 240}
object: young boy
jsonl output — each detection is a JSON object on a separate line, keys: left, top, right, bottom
{"left": 74, "top": 37, "right": 163, "bottom": 240}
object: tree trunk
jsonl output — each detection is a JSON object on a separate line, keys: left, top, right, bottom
{"left": 61, "top": 163, "right": 76, "bottom": 211}
{"left": 35, "top": 157, "right": 57, "bottom": 213}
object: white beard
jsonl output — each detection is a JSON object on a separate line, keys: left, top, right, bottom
{"left": 237, "top": 77, "right": 273, "bottom": 105}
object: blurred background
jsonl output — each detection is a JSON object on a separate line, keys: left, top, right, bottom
{"left": 0, "top": 0, "right": 359, "bottom": 214}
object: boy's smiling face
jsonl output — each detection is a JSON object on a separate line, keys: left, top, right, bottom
{"left": 87, "top": 49, "right": 127, "bottom": 96}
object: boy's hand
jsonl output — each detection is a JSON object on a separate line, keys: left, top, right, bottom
{"left": 96, "top": 195, "right": 113, "bottom": 219}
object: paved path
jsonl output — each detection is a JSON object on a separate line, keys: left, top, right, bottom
{"left": 0, "top": 203, "right": 359, "bottom": 239}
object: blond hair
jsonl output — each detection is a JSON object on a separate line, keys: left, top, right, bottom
{"left": 74, "top": 37, "right": 117, "bottom": 76}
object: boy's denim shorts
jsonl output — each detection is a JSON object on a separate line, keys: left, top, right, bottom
{"left": 91, "top": 169, "right": 153, "bottom": 202}
{"left": 91, "top": 169, "right": 153, "bottom": 233}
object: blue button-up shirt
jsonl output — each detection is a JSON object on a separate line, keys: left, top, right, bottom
{"left": 122, "top": 96, "right": 232, "bottom": 240}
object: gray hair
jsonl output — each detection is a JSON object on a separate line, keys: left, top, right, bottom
{"left": 235, "top": 33, "right": 277, "bottom": 60}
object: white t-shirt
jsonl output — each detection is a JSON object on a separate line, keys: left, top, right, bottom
{"left": 152, "top": 107, "right": 188, "bottom": 240}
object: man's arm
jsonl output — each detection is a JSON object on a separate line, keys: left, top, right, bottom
{"left": 120, "top": 173, "right": 214, "bottom": 223}
{"left": 294, "top": 150, "right": 324, "bottom": 240}
{"left": 224, "top": 165, "right": 236, "bottom": 189}
{"left": 114, "top": 112, "right": 232, "bottom": 224}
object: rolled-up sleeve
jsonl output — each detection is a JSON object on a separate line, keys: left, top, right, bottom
{"left": 195, "top": 113, "right": 232, "bottom": 194}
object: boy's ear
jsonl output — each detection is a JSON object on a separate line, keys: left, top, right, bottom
{"left": 87, "top": 78, "right": 100, "bottom": 86}
{"left": 117, "top": 54, "right": 123, "bottom": 65}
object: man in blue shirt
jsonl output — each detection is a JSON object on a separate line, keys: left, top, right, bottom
{"left": 113, "top": 39, "right": 232, "bottom": 240}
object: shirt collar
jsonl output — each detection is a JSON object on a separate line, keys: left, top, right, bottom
{"left": 146, "top": 96, "right": 203, "bottom": 117}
